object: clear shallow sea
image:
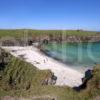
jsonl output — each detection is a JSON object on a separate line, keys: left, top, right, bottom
{"left": 43, "top": 42, "right": 100, "bottom": 71}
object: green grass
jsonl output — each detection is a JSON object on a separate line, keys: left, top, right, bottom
{"left": 0, "top": 54, "right": 100, "bottom": 100}
{"left": 0, "top": 56, "right": 52, "bottom": 90}
{"left": 0, "top": 29, "right": 97, "bottom": 39}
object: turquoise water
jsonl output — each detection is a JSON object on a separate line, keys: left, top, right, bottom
{"left": 43, "top": 42, "right": 100, "bottom": 69}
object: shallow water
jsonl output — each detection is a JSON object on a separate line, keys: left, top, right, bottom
{"left": 43, "top": 42, "right": 100, "bottom": 70}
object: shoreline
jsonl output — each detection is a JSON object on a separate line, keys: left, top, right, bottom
{"left": 1, "top": 46, "right": 85, "bottom": 87}
{"left": 40, "top": 48, "right": 92, "bottom": 73}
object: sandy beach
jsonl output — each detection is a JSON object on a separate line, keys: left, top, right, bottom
{"left": 1, "top": 46, "right": 85, "bottom": 87}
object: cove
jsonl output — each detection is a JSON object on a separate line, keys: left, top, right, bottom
{"left": 43, "top": 42, "right": 100, "bottom": 71}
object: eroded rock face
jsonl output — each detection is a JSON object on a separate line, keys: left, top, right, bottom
{"left": 41, "top": 73, "right": 57, "bottom": 85}
{"left": 0, "top": 33, "right": 100, "bottom": 47}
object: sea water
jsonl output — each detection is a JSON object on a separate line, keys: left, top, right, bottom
{"left": 43, "top": 42, "right": 100, "bottom": 71}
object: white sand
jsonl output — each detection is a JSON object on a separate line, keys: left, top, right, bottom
{"left": 1, "top": 46, "right": 85, "bottom": 87}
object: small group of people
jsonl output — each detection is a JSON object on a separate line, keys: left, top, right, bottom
{"left": 43, "top": 57, "right": 48, "bottom": 63}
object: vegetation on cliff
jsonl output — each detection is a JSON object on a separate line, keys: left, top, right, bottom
{"left": 0, "top": 51, "right": 100, "bottom": 100}
{"left": 0, "top": 30, "right": 100, "bottom": 46}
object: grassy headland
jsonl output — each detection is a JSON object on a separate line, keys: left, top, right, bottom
{"left": 0, "top": 29, "right": 97, "bottom": 37}
{"left": 0, "top": 51, "right": 100, "bottom": 100}
{"left": 0, "top": 29, "right": 100, "bottom": 45}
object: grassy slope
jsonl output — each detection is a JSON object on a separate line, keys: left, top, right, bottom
{"left": 0, "top": 55, "right": 100, "bottom": 100}
{"left": 0, "top": 56, "right": 52, "bottom": 96}
{"left": 0, "top": 29, "right": 97, "bottom": 38}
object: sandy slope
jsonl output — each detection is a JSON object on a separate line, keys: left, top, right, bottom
{"left": 2, "top": 46, "right": 85, "bottom": 87}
